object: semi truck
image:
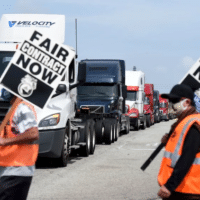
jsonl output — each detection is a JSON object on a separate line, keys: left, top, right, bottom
{"left": 153, "top": 90, "right": 161, "bottom": 123}
{"left": 144, "top": 84, "right": 154, "bottom": 126}
{"left": 0, "top": 14, "right": 97, "bottom": 167}
{"left": 159, "top": 94, "right": 169, "bottom": 121}
{"left": 125, "top": 69, "right": 146, "bottom": 130}
{"left": 76, "top": 59, "right": 130, "bottom": 144}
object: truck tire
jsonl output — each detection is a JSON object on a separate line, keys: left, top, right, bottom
{"left": 151, "top": 116, "right": 155, "bottom": 126}
{"left": 122, "top": 117, "right": 130, "bottom": 134}
{"left": 104, "top": 120, "right": 113, "bottom": 145}
{"left": 111, "top": 121, "right": 115, "bottom": 143}
{"left": 146, "top": 115, "right": 151, "bottom": 128}
{"left": 95, "top": 120, "right": 104, "bottom": 144}
{"left": 134, "top": 118, "right": 140, "bottom": 131}
{"left": 126, "top": 117, "right": 130, "bottom": 134}
{"left": 141, "top": 115, "right": 147, "bottom": 130}
{"left": 56, "top": 125, "right": 70, "bottom": 167}
{"left": 79, "top": 120, "right": 91, "bottom": 157}
{"left": 157, "top": 115, "right": 161, "bottom": 123}
{"left": 115, "top": 122, "right": 119, "bottom": 141}
{"left": 89, "top": 120, "right": 96, "bottom": 155}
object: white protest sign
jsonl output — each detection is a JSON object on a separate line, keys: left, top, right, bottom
{"left": 180, "top": 58, "right": 200, "bottom": 91}
{"left": 0, "top": 30, "right": 75, "bottom": 109}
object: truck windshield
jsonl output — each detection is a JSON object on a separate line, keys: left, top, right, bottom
{"left": 126, "top": 91, "right": 137, "bottom": 101}
{"left": 78, "top": 84, "right": 118, "bottom": 97}
{"left": 144, "top": 97, "right": 150, "bottom": 105}
{"left": 160, "top": 102, "right": 167, "bottom": 108}
{"left": 0, "top": 51, "right": 14, "bottom": 77}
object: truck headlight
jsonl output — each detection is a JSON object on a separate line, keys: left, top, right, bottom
{"left": 129, "top": 113, "right": 137, "bottom": 117}
{"left": 39, "top": 114, "right": 60, "bottom": 127}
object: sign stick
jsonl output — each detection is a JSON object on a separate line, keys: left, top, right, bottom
{"left": 140, "top": 143, "right": 165, "bottom": 171}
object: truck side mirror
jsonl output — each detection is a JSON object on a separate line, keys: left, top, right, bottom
{"left": 78, "top": 62, "right": 86, "bottom": 83}
{"left": 122, "top": 85, "right": 127, "bottom": 99}
{"left": 56, "top": 84, "right": 67, "bottom": 94}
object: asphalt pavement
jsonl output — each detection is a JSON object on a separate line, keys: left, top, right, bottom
{"left": 28, "top": 119, "right": 175, "bottom": 200}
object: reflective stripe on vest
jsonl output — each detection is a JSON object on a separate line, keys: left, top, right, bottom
{"left": 163, "top": 117, "right": 200, "bottom": 168}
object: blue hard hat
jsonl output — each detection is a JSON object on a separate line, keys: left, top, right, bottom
{"left": 1, "top": 88, "right": 15, "bottom": 101}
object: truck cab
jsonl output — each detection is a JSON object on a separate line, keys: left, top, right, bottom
{"left": 144, "top": 83, "right": 154, "bottom": 126}
{"left": 159, "top": 94, "right": 169, "bottom": 121}
{"left": 77, "top": 60, "right": 124, "bottom": 114}
{"left": 153, "top": 90, "right": 161, "bottom": 123}
{"left": 125, "top": 70, "right": 146, "bottom": 130}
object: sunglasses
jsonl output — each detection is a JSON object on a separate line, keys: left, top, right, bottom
{"left": 169, "top": 98, "right": 182, "bottom": 104}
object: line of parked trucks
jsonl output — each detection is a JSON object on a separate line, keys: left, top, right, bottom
{"left": 125, "top": 67, "right": 175, "bottom": 131}
{"left": 0, "top": 14, "right": 175, "bottom": 167}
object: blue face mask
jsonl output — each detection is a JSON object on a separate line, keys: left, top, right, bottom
{"left": 1, "top": 89, "right": 14, "bottom": 101}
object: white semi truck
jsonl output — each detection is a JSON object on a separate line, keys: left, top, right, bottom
{"left": 125, "top": 68, "right": 147, "bottom": 130}
{"left": 0, "top": 14, "right": 96, "bottom": 167}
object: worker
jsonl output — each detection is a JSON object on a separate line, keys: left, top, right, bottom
{"left": 0, "top": 89, "right": 39, "bottom": 200}
{"left": 157, "top": 84, "right": 200, "bottom": 200}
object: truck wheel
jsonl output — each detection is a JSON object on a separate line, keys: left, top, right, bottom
{"left": 104, "top": 120, "right": 113, "bottom": 145}
{"left": 95, "top": 120, "right": 104, "bottom": 144}
{"left": 122, "top": 117, "right": 130, "bottom": 134}
{"left": 157, "top": 115, "right": 161, "bottom": 123}
{"left": 111, "top": 120, "right": 118, "bottom": 143}
{"left": 151, "top": 116, "right": 155, "bottom": 126}
{"left": 111, "top": 122, "right": 115, "bottom": 143}
{"left": 79, "top": 120, "right": 91, "bottom": 157}
{"left": 90, "top": 120, "right": 96, "bottom": 155}
{"left": 115, "top": 122, "right": 119, "bottom": 141}
{"left": 57, "top": 126, "right": 69, "bottom": 167}
{"left": 141, "top": 115, "right": 147, "bottom": 130}
{"left": 134, "top": 118, "right": 140, "bottom": 131}
{"left": 146, "top": 115, "right": 151, "bottom": 128}
{"left": 126, "top": 117, "right": 130, "bottom": 134}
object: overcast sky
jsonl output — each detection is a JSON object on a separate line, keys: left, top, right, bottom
{"left": 0, "top": 0, "right": 200, "bottom": 93}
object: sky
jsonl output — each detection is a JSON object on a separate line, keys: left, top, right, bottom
{"left": 0, "top": 0, "right": 200, "bottom": 93}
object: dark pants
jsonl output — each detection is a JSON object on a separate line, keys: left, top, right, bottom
{"left": 163, "top": 191, "right": 200, "bottom": 200}
{"left": 0, "top": 176, "right": 32, "bottom": 200}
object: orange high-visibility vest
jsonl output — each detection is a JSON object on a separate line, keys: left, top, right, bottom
{"left": 158, "top": 114, "right": 200, "bottom": 194}
{"left": 0, "top": 101, "right": 39, "bottom": 167}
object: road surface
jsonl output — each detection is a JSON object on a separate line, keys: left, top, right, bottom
{"left": 28, "top": 120, "right": 175, "bottom": 200}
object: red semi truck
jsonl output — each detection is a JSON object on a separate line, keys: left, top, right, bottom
{"left": 144, "top": 84, "right": 154, "bottom": 126}
{"left": 159, "top": 95, "right": 169, "bottom": 121}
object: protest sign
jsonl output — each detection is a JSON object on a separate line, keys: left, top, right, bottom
{"left": 0, "top": 30, "right": 75, "bottom": 109}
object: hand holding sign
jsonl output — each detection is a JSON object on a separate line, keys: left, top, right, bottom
{"left": 0, "top": 30, "right": 75, "bottom": 109}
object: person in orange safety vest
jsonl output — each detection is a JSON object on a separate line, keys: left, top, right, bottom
{"left": 157, "top": 84, "right": 200, "bottom": 200}
{"left": 0, "top": 89, "right": 39, "bottom": 200}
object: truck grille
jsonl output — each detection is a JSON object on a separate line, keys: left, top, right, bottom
{"left": 0, "top": 101, "right": 11, "bottom": 123}
{"left": 81, "top": 105, "right": 104, "bottom": 113}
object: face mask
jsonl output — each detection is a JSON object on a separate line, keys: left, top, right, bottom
{"left": 172, "top": 99, "right": 188, "bottom": 117}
